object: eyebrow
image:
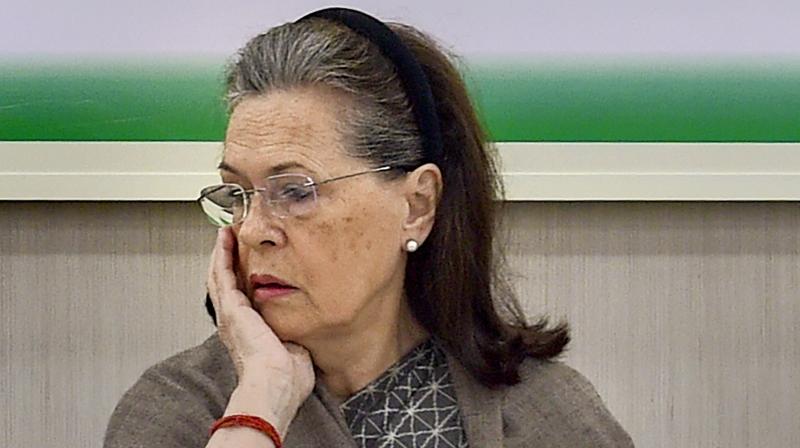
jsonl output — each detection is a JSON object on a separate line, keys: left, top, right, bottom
{"left": 217, "top": 161, "right": 243, "bottom": 176}
{"left": 217, "top": 160, "right": 313, "bottom": 177}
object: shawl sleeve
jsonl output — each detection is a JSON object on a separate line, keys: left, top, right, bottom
{"left": 103, "top": 335, "right": 236, "bottom": 448}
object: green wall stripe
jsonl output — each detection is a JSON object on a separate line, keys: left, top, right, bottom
{"left": 1, "top": 59, "right": 798, "bottom": 142}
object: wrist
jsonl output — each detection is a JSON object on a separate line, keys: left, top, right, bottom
{"left": 211, "top": 414, "right": 281, "bottom": 448}
{"left": 226, "top": 376, "right": 294, "bottom": 436}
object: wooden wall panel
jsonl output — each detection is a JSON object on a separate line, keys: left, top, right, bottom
{"left": 1, "top": 201, "right": 798, "bottom": 447}
{"left": 0, "top": 202, "right": 215, "bottom": 447}
{"left": 501, "top": 202, "right": 799, "bottom": 447}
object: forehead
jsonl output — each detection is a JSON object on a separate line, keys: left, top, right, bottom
{"left": 223, "top": 88, "right": 354, "bottom": 177}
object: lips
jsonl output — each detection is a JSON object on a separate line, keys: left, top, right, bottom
{"left": 250, "top": 274, "right": 298, "bottom": 302}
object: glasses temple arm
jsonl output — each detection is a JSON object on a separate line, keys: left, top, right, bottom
{"left": 312, "top": 165, "right": 394, "bottom": 187}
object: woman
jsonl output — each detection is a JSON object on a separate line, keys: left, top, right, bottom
{"left": 104, "top": 7, "right": 633, "bottom": 448}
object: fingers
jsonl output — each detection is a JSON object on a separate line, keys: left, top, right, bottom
{"left": 208, "top": 227, "right": 247, "bottom": 317}
{"left": 207, "top": 233, "right": 221, "bottom": 314}
{"left": 215, "top": 227, "right": 240, "bottom": 293}
{"left": 210, "top": 231, "right": 225, "bottom": 310}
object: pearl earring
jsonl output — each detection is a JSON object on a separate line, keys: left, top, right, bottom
{"left": 405, "top": 239, "right": 419, "bottom": 252}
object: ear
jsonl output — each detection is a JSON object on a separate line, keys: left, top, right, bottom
{"left": 402, "top": 163, "right": 443, "bottom": 244}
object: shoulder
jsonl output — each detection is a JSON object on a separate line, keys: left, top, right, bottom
{"left": 501, "top": 358, "right": 635, "bottom": 447}
{"left": 103, "top": 334, "right": 236, "bottom": 448}
{"left": 137, "top": 332, "right": 235, "bottom": 398}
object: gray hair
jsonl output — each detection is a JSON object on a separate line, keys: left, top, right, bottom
{"left": 225, "top": 18, "right": 424, "bottom": 170}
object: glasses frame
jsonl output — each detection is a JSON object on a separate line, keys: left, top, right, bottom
{"left": 198, "top": 165, "right": 395, "bottom": 226}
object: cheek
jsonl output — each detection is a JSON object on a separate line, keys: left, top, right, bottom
{"left": 321, "top": 209, "right": 387, "bottom": 262}
{"left": 257, "top": 199, "right": 404, "bottom": 339}
{"left": 308, "top": 205, "right": 400, "bottom": 303}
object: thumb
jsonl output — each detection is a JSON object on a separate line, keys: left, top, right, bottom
{"left": 284, "top": 342, "right": 315, "bottom": 394}
{"left": 284, "top": 342, "right": 312, "bottom": 367}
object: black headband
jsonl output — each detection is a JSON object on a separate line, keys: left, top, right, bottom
{"left": 297, "top": 7, "right": 444, "bottom": 166}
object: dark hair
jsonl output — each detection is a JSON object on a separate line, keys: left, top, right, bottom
{"left": 210, "top": 13, "right": 569, "bottom": 388}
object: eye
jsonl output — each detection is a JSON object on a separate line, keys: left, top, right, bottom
{"left": 278, "top": 183, "right": 314, "bottom": 202}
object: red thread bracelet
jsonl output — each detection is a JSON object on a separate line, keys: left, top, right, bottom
{"left": 210, "top": 414, "right": 282, "bottom": 448}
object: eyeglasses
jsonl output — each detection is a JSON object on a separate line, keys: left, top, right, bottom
{"left": 198, "top": 165, "right": 395, "bottom": 227}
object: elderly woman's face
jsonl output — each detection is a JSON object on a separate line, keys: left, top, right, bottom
{"left": 221, "top": 88, "right": 412, "bottom": 344}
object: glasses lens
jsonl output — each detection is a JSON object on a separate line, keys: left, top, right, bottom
{"left": 198, "top": 184, "right": 246, "bottom": 227}
{"left": 266, "top": 174, "right": 317, "bottom": 217}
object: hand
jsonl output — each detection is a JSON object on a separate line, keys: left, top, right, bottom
{"left": 207, "top": 226, "right": 315, "bottom": 436}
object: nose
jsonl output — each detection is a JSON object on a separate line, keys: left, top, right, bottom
{"left": 236, "top": 192, "right": 287, "bottom": 248}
